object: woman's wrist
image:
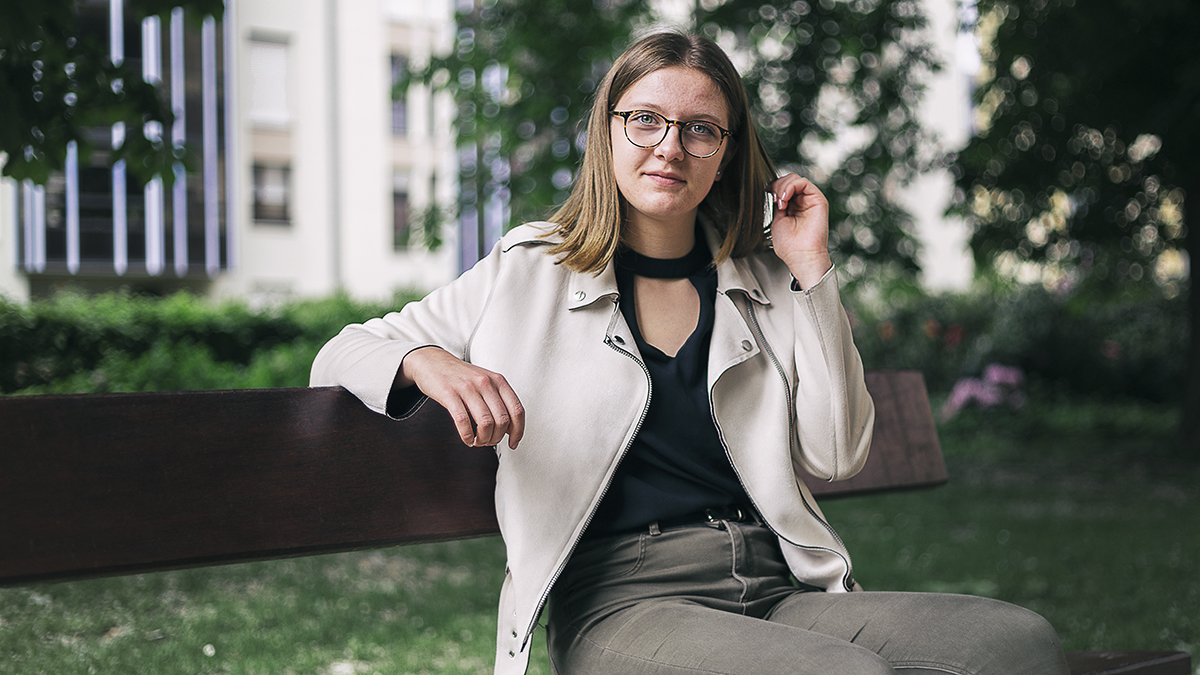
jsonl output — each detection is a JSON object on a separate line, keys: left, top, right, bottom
{"left": 396, "top": 345, "right": 445, "bottom": 390}
{"left": 785, "top": 251, "right": 834, "bottom": 290}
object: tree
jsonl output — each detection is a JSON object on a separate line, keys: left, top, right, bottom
{"left": 409, "top": 0, "right": 939, "bottom": 282}
{"left": 702, "top": 0, "right": 940, "bottom": 282}
{"left": 0, "top": 0, "right": 224, "bottom": 187}
{"left": 950, "top": 0, "right": 1200, "bottom": 451}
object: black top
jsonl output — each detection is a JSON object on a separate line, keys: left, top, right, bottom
{"left": 586, "top": 236, "right": 750, "bottom": 536}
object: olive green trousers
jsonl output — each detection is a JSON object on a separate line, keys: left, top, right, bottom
{"left": 547, "top": 521, "right": 1069, "bottom": 675}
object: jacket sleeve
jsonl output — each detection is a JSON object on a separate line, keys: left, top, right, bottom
{"left": 789, "top": 266, "right": 875, "bottom": 481}
{"left": 309, "top": 242, "right": 506, "bottom": 418}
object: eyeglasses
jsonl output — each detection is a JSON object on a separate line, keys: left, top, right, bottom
{"left": 611, "top": 110, "right": 732, "bottom": 159}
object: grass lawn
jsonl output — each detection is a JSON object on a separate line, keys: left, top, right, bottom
{"left": 1, "top": 396, "right": 1196, "bottom": 675}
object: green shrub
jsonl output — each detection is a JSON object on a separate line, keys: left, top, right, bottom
{"left": 849, "top": 284, "right": 1187, "bottom": 402}
{"left": 850, "top": 288, "right": 998, "bottom": 393}
{"left": 0, "top": 291, "right": 422, "bottom": 395}
{"left": 2, "top": 282, "right": 1186, "bottom": 402}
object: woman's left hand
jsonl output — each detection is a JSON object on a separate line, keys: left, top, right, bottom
{"left": 769, "top": 174, "right": 833, "bottom": 290}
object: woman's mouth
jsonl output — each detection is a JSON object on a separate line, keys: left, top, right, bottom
{"left": 644, "top": 171, "right": 685, "bottom": 186}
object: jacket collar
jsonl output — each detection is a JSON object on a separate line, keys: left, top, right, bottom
{"left": 499, "top": 223, "right": 620, "bottom": 311}
{"left": 504, "top": 219, "right": 771, "bottom": 310}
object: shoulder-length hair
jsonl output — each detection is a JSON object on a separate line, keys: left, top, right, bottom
{"left": 546, "top": 31, "right": 778, "bottom": 274}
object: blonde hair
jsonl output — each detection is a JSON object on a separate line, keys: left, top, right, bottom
{"left": 547, "top": 31, "right": 778, "bottom": 274}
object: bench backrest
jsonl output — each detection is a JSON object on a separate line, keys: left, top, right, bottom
{"left": 0, "top": 370, "right": 944, "bottom": 587}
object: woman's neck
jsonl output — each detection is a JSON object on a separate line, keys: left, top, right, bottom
{"left": 624, "top": 212, "right": 697, "bottom": 259}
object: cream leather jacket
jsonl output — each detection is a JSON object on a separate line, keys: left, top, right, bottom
{"left": 310, "top": 221, "right": 875, "bottom": 675}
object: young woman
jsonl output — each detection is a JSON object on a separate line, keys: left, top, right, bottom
{"left": 311, "top": 31, "right": 1070, "bottom": 675}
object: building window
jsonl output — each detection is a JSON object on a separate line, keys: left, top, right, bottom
{"left": 390, "top": 54, "right": 407, "bottom": 136}
{"left": 253, "top": 164, "right": 291, "bottom": 223}
{"left": 14, "top": 4, "right": 229, "bottom": 279}
{"left": 393, "top": 189, "right": 410, "bottom": 248}
{"left": 249, "top": 39, "right": 289, "bottom": 127}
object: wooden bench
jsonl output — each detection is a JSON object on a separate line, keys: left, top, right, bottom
{"left": 0, "top": 370, "right": 1190, "bottom": 675}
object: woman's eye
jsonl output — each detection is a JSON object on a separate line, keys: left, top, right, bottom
{"left": 687, "top": 123, "right": 716, "bottom": 137}
{"left": 632, "top": 112, "right": 661, "bottom": 126}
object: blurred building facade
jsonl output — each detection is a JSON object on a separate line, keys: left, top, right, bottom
{"left": 2, "top": 0, "right": 976, "bottom": 303}
{"left": 0, "top": 0, "right": 460, "bottom": 304}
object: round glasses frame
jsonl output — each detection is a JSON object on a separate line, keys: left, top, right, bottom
{"left": 611, "top": 110, "right": 732, "bottom": 159}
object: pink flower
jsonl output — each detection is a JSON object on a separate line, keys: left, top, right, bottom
{"left": 939, "top": 364, "right": 1026, "bottom": 422}
{"left": 983, "top": 364, "right": 1024, "bottom": 387}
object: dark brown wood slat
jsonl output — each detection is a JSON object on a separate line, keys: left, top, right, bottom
{"left": 0, "top": 388, "right": 499, "bottom": 586}
{"left": 1, "top": 371, "right": 945, "bottom": 586}
{"left": 1067, "top": 651, "right": 1192, "bottom": 675}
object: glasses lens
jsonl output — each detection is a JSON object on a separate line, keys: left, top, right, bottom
{"left": 625, "top": 112, "right": 666, "bottom": 147}
{"left": 681, "top": 122, "right": 722, "bottom": 158}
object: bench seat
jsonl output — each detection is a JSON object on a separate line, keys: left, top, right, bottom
{"left": 0, "top": 372, "right": 1189, "bottom": 675}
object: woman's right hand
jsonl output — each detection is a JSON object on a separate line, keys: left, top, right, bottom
{"left": 397, "top": 347, "right": 525, "bottom": 450}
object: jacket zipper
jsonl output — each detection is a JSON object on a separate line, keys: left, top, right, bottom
{"left": 519, "top": 300, "right": 653, "bottom": 650}
{"left": 740, "top": 295, "right": 856, "bottom": 592}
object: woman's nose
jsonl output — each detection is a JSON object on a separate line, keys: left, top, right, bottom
{"left": 655, "top": 123, "right": 687, "bottom": 160}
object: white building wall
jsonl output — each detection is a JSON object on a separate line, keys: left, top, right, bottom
{"left": 336, "top": 0, "right": 390, "bottom": 299}
{"left": 0, "top": 176, "right": 26, "bottom": 300}
{"left": 215, "top": 0, "right": 459, "bottom": 304}
{"left": 214, "top": 0, "right": 331, "bottom": 301}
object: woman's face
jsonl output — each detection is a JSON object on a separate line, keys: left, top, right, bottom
{"left": 610, "top": 66, "right": 731, "bottom": 237}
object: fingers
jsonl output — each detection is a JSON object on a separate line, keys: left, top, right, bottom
{"left": 458, "top": 372, "right": 523, "bottom": 448}
{"left": 497, "top": 379, "right": 526, "bottom": 449}
{"left": 770, "top": 174, "right": 825, "bottom": 215}
{"left": 403, "top": 347, "right": 526, "bottom": 449}
{"left": 442, "top": 396, "right": 481, "bottom": 448}
{"left": 772, "top": 176, "right": 800, "bottom": 212}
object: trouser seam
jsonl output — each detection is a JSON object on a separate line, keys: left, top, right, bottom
{"left": 726, "top": 523, "right": 750, "bottom": 607}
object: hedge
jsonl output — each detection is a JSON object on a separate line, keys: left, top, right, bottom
{"left": 1, "top": 283, "right": 1187, "bottom": 403}
{"left": 0, "top": 291, "right": 420, "bottom": 395}
{"left": 850, "top": 284, "right": 1188, "bottom": 403}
